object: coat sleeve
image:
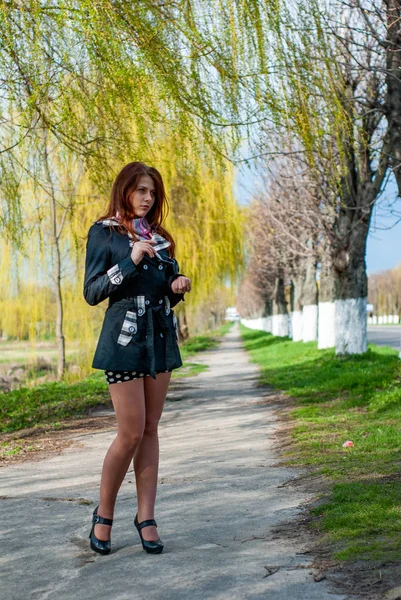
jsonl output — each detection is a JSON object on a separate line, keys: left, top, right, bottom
{"left": 83, "top": 224, "right": 139, "bottom": 306}
{"left": 166, "top": 258, "right": 186, "bottom": 309}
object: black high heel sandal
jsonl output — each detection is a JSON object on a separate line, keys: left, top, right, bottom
{"left": 134, "top": 513, "right": 164, "bottom": 554}
{"left": 89, "top": 506, "right": 113, "bottom": 555}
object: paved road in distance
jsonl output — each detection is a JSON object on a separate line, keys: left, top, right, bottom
{"left": 367, "top": 325, "right": 401, "bottom": 351}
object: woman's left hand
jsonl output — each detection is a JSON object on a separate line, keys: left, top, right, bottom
{"left": 171, "top": 276, "right": 192, "bottom": 294}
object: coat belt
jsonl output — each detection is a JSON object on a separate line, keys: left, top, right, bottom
{"left": 122, "top": 295, "right": 174, "bottom": 380}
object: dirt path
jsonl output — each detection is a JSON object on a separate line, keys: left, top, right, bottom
{"left": 1, "top": 323, "right": 353, "bottom": 600}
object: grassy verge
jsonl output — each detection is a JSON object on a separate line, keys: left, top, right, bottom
{"left": 240, "top": 324, "right": 401, "bottom": 561}
{"left": 0, "top": 322, "right": 232, "bottom": 448}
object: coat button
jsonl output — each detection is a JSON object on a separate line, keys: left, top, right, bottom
{"left": 158, "top": 299, "right": 163, "bottom": 304}
{"left": 143, "top": 264, "right": 148, "bottom": 270}
{"left": 145, "top": 300, "right": 150, "bottom": 305}
{"left": 160, "top": 332, "right": 164, "bottom": 337}
{"left": 138, "top": 308, "right": 144, "bottom": 315}
{"left": 158, "top": 264, "right": 163, "bottom": 270}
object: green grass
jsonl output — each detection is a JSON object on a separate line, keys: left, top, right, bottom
{"left": 240, "top": 324, "right": 401, "bottom": 561}
{"left": 0, "top": 323, "right": 232, "bottom": 437}
{"left": 0, "top": 374, "right": 110, "bottom": 434}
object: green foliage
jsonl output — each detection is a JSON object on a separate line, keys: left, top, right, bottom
{"left": 0, "top": 374, "right": 110, "bottom": 433}
{"left": 240, "top": 327, "right": 400, "bottom": 410}
{"left": 240, "top": 324, "right": 401, "bottom": 560}
{"left": 0, "top": 0, "right": 273, "bottom": 243}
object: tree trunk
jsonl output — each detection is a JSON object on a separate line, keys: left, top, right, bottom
{"left": 262, "top": 298, "right": 273, "bottom": 333}
{"left": 176, "top": 310, "right": 189, "bottom": 342}
{"left": 385, "top": 0, "right": 401, "bottom": 195}
{"left": 302, "top": 253, "right": 318, "bottom": 342}
{"left": 52, "top": 222, "right": 65, "bottom": 380}
{"left": 318, "top": 253, "right": 336, "bottom": 349}
{"left": 210, "top": 310, "right": 217, "bottom": 330}
{"left": 290, "top": 276, "right": 304, "bottom": 341}
{"left": 44, "top": 144, "right": 65, "bottom": 380}
{"left": 333, "top": 219, "right": 370, "bottom": 355}
{"left": 272, "top": 268, "right": 289, "bottom": 337}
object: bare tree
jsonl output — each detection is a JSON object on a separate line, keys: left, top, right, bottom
{"left": 244, "top": 0, "right": 401, "bottom": 354}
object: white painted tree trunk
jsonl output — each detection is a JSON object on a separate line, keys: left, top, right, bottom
{"left": 302, "top": 304, "right": 318, "bottom": 342}
{"left": 318, "top": 301, "right": 336, "bottom": 349}
{"left": 335, "top": 297, "right": 368, "bottom": 355}
{"left": 290, "top": 274, "right": 305, "bottom": 341}
{"left": 291, "top": 311, "right": 303, "bottom": 341}
{"left": 262, "top": 316, "right": 273, "bottom": 333}
{"left": 272, "top": 313, "right": 289, "bottom": 337}
{"left": 272, "top": 269, "right": 288, "bottom": 338}
{"left": 241, "top": 316, "right": 274, "bottom": 333}
{"left": 241, "top": 318, "right": 264, "bottom": 330}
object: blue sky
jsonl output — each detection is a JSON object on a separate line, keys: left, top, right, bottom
{"left": 233, "top": 165, "right": 401, "bottom": 276}
{"left": 367, "top": 191, "right": 401, "bottom": 274}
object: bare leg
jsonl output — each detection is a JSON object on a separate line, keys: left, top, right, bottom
{"left": 94, "top": 378, "right": 146, "bottom": 541}
{"left": 133, "top": 372, "right": 171, "bottom": 541}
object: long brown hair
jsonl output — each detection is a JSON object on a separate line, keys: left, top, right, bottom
{"left": 96, "top": 162, "right": 176, "bottom": 257}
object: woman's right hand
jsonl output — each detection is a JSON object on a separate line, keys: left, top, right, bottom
{"left": 130, "top": 239, "right": 158, "bottom": 265}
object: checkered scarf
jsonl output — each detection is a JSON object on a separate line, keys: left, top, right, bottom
{"left": 101, "top": 213, "right": 171, "bottom": 260}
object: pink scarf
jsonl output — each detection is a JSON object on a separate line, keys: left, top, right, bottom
{"left": 115, "top": 210, "right": 153, "bottom": 240}
{"left": 111, "top": 210, "right": 171, "bottom": 258}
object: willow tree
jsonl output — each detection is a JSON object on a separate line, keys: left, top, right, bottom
{"left": 0, "top": 1, "right": 279, "bottom": 245}
{"left": 0, "top": 0, "right": 279, "bottom": 377}
{"left": 0, "top": 0, "right": 268, "bottom": 378}
{"left": 0, "top": 121, "right": 244, "bottom": 377}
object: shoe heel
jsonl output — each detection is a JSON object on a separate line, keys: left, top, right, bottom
{"left": 89, "top": 506, "right": 113, "bottom": 555}
{"left": 134, "top": 513, "right": 164, "bottom": 554}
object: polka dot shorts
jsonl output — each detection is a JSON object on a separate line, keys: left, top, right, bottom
{"left": 105, "top": 369, "right": 172, "bottom": 385}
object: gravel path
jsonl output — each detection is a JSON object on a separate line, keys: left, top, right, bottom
{"left": 1, "top": 323, "right": 350, "bottom": 600}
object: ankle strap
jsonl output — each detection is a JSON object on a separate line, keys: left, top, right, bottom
{"left": 93, "top": 513, "right": 113, "bottom": 526}
{"left": 137, "top": 518, "right": 157, "bottom": 530}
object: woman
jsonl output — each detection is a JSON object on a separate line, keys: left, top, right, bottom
{"left": 83, "top": 161, "right": 192, "bottom": 555}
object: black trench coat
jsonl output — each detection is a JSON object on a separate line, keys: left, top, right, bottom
{"left": 83, "top": 221, "right": 185, "bottom": 377}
